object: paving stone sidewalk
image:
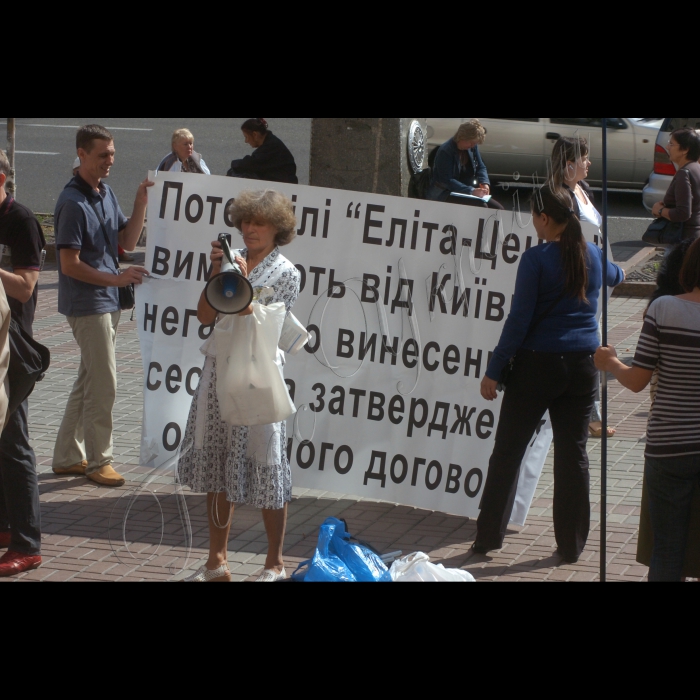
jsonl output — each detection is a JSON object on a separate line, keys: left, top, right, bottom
{"left": 2, "top": 258, "right": 652, "bottom": 582}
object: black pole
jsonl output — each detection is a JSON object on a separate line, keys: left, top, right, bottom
{"left": 600, "top": 120, "right": 609, "bottom": 583}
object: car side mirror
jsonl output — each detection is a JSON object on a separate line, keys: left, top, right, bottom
{"left": 606, "top": 118, "right": 626, "bottom": 129}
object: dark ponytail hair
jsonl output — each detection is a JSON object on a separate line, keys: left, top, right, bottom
{"left": 241, "top": 118, "right": 269, "bottom": 134}
{"left": 531, "top": 186, "right": 589, "bottom": 303}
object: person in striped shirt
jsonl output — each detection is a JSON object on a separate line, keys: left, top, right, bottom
{"left": 595, "top": 237, "right": 700, "bottom": 582}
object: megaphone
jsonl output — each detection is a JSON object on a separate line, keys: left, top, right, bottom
{"left": 204, "top": 233, "right": 254, "bottom": 314}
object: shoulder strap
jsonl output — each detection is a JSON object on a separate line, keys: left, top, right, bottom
{"left": 87, "top": 200, "right": 120, "bottom": 274}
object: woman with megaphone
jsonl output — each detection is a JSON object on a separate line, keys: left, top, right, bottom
{"left": 178, "top": 190, "right": 300, "bottom": 583}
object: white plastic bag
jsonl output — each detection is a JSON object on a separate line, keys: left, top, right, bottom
{"left": 214, "top": 302, "right": 296, "bottom": 426}
{"left": 389, "top": 553, "right": 475, "bottom": 582}
{"left": 278, "top": 312, "right": 309, "bottom": 355}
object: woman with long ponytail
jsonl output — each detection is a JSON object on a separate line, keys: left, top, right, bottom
{"left": 552, "top": 136, "right": 614, "bottom": 438}
{"left": 474, "top": 186, "right": 625, "bottom": 564}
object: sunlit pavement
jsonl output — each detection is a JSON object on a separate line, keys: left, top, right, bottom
{"left": 3, "top": 259, "right": 651, "bottom": 582}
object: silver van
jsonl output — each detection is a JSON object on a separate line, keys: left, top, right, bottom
{"left": 642, "top": 118, "right": 700, "bottom": 212}
{"left": 427, "top": 118, "right": 663, "bottom": 189}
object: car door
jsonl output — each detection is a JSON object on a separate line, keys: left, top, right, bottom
{"left": 476, "top": 118, "right": 546, "bottom": 182}
{"left": 547, "top": 118, "right": 635, "bottom": 186}
{"left": 426, "top": 118, "right": 462, "bottom": 151}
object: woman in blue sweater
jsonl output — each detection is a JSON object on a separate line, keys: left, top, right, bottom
{"left": 474, "top": 186, "right": 625, "bottom": 563}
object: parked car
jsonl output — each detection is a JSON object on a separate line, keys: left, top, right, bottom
{"left": 426, "top": 118, "right": 664, "bottom": 189}
{"left": 642, "top": 117, "right": 700, "bottom": 212}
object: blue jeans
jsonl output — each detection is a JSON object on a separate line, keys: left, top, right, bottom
{"left": 645, "top": 454, "right": 700, "bottom": 582}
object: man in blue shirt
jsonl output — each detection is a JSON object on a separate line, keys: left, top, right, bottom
{"left": 52, "top": 125, "right": 152, "bottom": 488}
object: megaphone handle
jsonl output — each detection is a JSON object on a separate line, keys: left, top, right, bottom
{"left": 218, "top": 233, "right": 235, "bottom": 266}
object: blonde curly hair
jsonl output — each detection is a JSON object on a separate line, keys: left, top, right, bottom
{"left": 226, "top": 190, "right": 297, "bottom": 246}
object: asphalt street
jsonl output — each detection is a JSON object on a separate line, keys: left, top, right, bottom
{"left": 3, "top": 117, "right": 652, "bottom": 249}
{"left": 2, "top": 118, "right": 312, "bottom": 215}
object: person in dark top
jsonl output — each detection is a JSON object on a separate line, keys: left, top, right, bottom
{"left": 227, "top": 118, "right": 298, "bottom": 184}
{"left": 596, "top": 238, "right": 700, "bottom": 581}
{"left": 474, "top": 186, "right": 624, "bottom": 564}
{"left": 0, "top": 149, "right": 45, "bottom": 577}
{"left": 634, "top": 236, "right": 700, "bottom": 580}
{"left": 428, "top": 119, "right": 504, "bottom": 210}
{"left": 652, "top": 128, "right": 700, "bottom": 241}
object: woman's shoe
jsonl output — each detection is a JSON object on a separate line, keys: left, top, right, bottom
{"left": 255, "top": 567, "right": 286, "bottom": 582}
{"left": 471, "top": 543, "right": 498, "bottom": 555}
{"left": 183, "top": 563, "right": 231, "bottom": 582}
{"left": 556, "top": 549, "right": 580, "bottom": 565}
{"left": 588, "top": 422, "right": 616, "bottom": 439}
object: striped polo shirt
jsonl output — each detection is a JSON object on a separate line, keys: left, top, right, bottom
{"left": 633, "top": 296, "right": 700, "bottom": 459}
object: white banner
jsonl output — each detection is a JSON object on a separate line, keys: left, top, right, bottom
{"left": 137, "top": 172, "right": 602, "bottom": 520}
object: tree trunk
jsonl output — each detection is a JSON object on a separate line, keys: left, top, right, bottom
{"left": 6, "top": 118, "right": 16, "bottom": 198}
{"left": 309, "top": 118, "right": 427, "bottom": 197}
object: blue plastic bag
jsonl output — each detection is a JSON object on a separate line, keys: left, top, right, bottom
{"left": 293, "top": 518, "right": 392, "bottom": 582}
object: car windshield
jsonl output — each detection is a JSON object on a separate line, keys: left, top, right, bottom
{"left": 662, "top": 118, "right": 700, "bottom": 132}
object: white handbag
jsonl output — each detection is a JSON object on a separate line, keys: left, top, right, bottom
{"left": 214, "top": 302, "right": 296, "bottom": 426}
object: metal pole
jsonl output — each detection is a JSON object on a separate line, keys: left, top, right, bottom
{"left": 600, "top": 119, "right": 609, "bottom": 583}
{"left": 6, "top": 118, "right": 16, "bottom": 198}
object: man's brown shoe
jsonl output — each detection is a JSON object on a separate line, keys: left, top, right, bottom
{"left": 53, "top": 460, "right": 88, "bottom": 476}
{"left": 87, "top": 465, "right": 126, "bottom": 487}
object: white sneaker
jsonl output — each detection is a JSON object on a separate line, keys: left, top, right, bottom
{"left": 183, "top": 563, "right": 231, "bottom": 582}
{"left": 255, "top": 567, "right": 286, "bottom": 582}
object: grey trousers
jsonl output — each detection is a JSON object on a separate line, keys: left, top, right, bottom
{"left": 53, "top": 312, "right": 120, "bottom": 474}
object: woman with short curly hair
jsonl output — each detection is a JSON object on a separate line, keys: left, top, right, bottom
{"left": 178, "top": 189, "right": 301, "bottom": 583}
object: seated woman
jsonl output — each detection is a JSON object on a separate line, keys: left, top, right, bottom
{"left": 178, "top": 190, "right": 300, "bottom": 583}
{"left": 157, "top": 128, "right": 211, "bottom": 175}
{"left": 227, "top": 118, "right": 298, "bottom": 184}
{"left": 428, "top": 119, "right": 503, "bottom": 209}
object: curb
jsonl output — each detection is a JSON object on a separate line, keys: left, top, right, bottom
{"left": 612, "top": 246, "right": 658, "bottom": 298}
{"left": 619, "top": 246, "right": 657, "bottom": 270}
{"left": 613, "top": 281, "right": 656, "bottom": 298}
{"left": 44, "top": 243, "right": 57, "bottom": 264}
